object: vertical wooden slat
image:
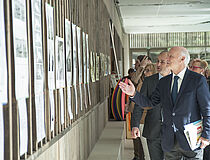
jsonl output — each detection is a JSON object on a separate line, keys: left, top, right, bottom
{"left": 62, "top": 0, "right": 67, "bottom": 130}
{"left": 57, "top": 90, "right": 61, "bottom": 133}
{"left": 51, "top": 0, "right": 58, "bottom": 137}
{"left": 25, "top": 0, "right": 34, "bottom": 156}
{"left": 42, "top": 0, "right": 51, "bottom": 144}
{"left": 63, "top": 0, "right": 68, "bottom": 128}
{"left": 2, "top": 0, "right": 117, "bottom": 158}
{"left": 8, "top": 0, "right": 20, "bottom": 158}
{"left": 12, "top": 101, "right": 19, "bottom": 160}
{"left": 4, "top": 0, "right": 13, "bottom": 159}
{"left": 68, "top": 0, "right": 72, "bottom": 126}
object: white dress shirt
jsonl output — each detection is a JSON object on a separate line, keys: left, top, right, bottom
{"left": 159, "top": 73, "right": 163, "bottom": 80}
{"left": 171, "top": 67, "right": 187, "bottom": 93}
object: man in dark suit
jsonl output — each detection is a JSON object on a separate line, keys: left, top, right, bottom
{"left": 120, "top": 47, "right": 210, "bottom": 160}
{"left": 132, "top": 51, "right": 170, "bottom": 160}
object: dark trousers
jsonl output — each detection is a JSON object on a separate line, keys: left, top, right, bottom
{"left": 133, "top": 137, "right": 145, "bottom": 160}
{"left": 164, "top": 138, "right": 203, "bottom": 160}
{"left": 147, "top": 138, "right": 164, "bottom": 160}
{"left": 203, "top": 145, "right": 210, "bottom": 160}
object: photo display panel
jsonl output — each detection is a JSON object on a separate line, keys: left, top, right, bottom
{"left": 12, "top": 0, "right": 29, "bottom": 99}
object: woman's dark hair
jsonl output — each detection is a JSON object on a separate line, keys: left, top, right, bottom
{"left": 128, "top": 68, "right": 135, "bottom": 75}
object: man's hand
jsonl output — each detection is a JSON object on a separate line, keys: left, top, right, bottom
{"left": 132, "top": 127, "right": 140, "bottom": 139}
{"left": 198, "top": 137, "right": 210, "bottom": 148}
{"left": 119, "top": 79, "right": 135, "bottom": 96}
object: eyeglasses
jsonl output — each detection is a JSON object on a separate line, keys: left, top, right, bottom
{"left": 189, "top": 66, "right": 202, "bottom": 70}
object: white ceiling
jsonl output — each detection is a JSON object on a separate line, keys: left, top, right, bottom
{"left": 117, "top": 0, "right": 210, "bottom": 33}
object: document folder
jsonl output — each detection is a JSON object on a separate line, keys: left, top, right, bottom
{"left": 184, "top": 120, "right": 202, "bottom": 150}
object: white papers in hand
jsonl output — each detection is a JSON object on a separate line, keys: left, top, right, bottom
{"left": 184, "top": 120, "right": 202, "bottom": 150}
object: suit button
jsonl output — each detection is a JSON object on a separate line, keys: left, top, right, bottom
{"left": 172, "top": 113, "right": 175, "bottom": 116}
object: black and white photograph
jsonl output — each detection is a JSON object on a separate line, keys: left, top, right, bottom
{"left": 35, "top": 47, "right": 43, "bottom": 63}
{"left": 56, "top": 36, "right": 65, "bottom": 88}
{"left": 90, "top": 51, "right": 96, "bottom": 82}
{"left": 32, "top": 0, "right": 44, "bottom": 94}
{"left": 13, "top": 0, "right": 25, "bottom": 22}
{"left": 47, "top": 15, "right": 54, "bottom": 41}
{"left": 83, "top": 32, "right": 87, "bottom": 84}
{"left": 108, "top": 55, "right": 111, "bottom": 75}
{"left": 73, "top": 50, "right": 77, "bottom": 85}
{"left": 34, "top": 31, "right": 42, "bottom": 47}
{"left": 100, "top": 53, "right": 105, "bottom": 77}
{"left": 33, "top": 0, "right": 41, "bottom": 14}
{"left": 48, "top": 42, "right": 54, "bottom": 72}
{"left": 77, "top": 26, "right": 83, "bottom": 84}
{"left": 36, "top": 64, "right": 43, "bottom": 80}
{"left": 86, "top": 34, "right": 90, "bottom": 83}
{"left": 66, "top": 53, "right": 71, "bottom": 72}
{"left": 12, "top": 0, "right": 29, "bottom": 99}
{"left": 15, "top": 38, "right": 27, "bottom": 58}
{"left": 96, "top": 53, "right": 100, "bottom": 81}
{"left": 46, "top": 3, "right": 55, "bottom": 90}
{"left": 65, "top": 19, "right": 72, "bottom": 87}
{"left": 0, "top": 0, "right": 7, "bottom": 104}
{"left": 34, "top": 15, "right": 41, "bottom": 31}
{"left": 72, "top": 23, "right": 77, "bottom": 85}
{"left": 104, "top": 55, "right": 108, "bottom": 76}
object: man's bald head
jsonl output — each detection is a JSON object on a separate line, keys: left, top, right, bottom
{"left": 169, "top": 47, "right": 190, "bottom": 66}
{"left": 167, "top": 47, "right": 190, "bottom": 74}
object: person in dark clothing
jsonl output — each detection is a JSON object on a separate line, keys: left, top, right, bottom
{"left": 129, "top": 55, "right": 151, "bottom": 160}
{"left": 120, "top": 47, "right": 210, "bottom": 160}
{"left": 132, "top": 51, "right": 170, "bottom": 160}
{"left": 203, "top": 68, "right": 210, "bottom": 160}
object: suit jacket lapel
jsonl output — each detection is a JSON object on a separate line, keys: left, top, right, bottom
{"left": 149, "top": 73, "right": 159, "bottom": 88}
{"left": 168, "top": 74, "right": 173, "bottom": 107}
{"left": 174, "top": 69, "right": 190, "bottom": 106}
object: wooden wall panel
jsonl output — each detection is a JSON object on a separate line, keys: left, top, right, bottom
{"left": 2, "top": 0, "right": 119, "bottom": 159}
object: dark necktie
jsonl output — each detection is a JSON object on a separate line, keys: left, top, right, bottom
{"left": 171, "top": 76, "right": 179, "bottom": 104}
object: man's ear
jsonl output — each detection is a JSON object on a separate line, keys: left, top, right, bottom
{"left": 201, "top": 69, "right": 205, "bottom": 74}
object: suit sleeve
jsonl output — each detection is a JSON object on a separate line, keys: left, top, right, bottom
{"left": 140, "top": 77, "right": 149, "bottom": 97}
{"left": 197, "top": 76, "right": 210, "bottom": 140}
{"left": 131, "top": 81, "right": 161, "bottom": 111}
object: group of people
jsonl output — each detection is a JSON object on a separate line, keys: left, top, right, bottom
{"left": 122, "top": 47, "right": 210, "bottom": 160}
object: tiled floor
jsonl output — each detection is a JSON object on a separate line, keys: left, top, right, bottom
{"left": 123, "top": 139, "right": 134, "bottom": 160}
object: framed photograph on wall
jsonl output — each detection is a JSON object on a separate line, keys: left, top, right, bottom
{"left": 96, "top": 53, "right": 100, "bottom": 81}
{"left": 72, "top": 24, "right": 77, "bottom": 86}
{"left": 65, "top": 19, "right": 72, "bottom": 87}
{"left": 55, "top": 36, "right": 65, "bottom": 89}
{"left": 90, "top": 51, "right": 96, "bottom": 82}
{"left": 77, "top": 26, "right": 83, "bottom": 84}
